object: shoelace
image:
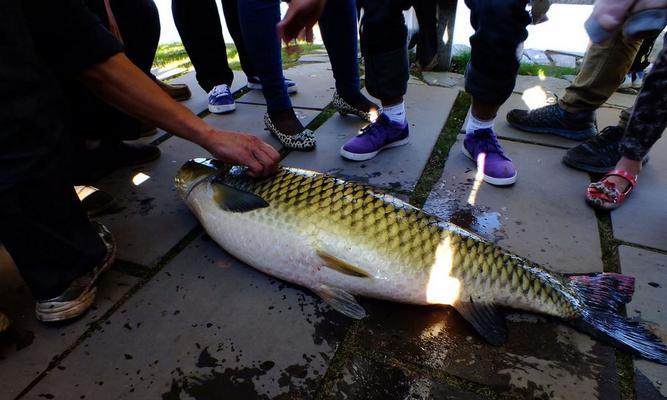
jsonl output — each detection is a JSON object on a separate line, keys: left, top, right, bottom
{"left": 210, "top": 84, "right": 231, "bottom": 97}
{"left": 471, "top": 129, "right": 508, "bottom": 158}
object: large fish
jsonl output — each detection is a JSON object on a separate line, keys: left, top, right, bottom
{"left": 175, "top": 158, "right": 667, "bottom": 364}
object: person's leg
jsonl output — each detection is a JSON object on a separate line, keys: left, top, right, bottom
{"left": 507, "top": 29, "right": 642, "bottom": 139}
{"left": 339, "top": 0, "right": 410, "bottom": 161}
{"left": 414, "top": 0, "right": 439, "bottom": 70}
{"left": 172, "top": 0, "right": 234, "bottom": 92}
{"left": 239, "top": 0, "right": 313, "bottom": 148}
{"left": 0, "top": 0, "right": 108, "bottom": 312}
{"left": 586, "top": 42, "right": 667, "bottom": 210}
{"left": 461, "top": 0, "right": 529, "bottom": 185}
{"left": 220, "top": 0, "right": 257, "bottom": 80}
{"left": 320, "top": 0, "right": 378, "bottom": 121}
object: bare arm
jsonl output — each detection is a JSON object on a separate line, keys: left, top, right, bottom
{"left": 79, "top": 53, "right": 279, "bottom": 176}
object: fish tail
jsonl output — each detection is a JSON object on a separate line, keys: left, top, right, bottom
{"left": 567, "top": 272, "right": 667, "bottom": 365}
{"left": 567, "top": 272, "right": 635, "bottom": 312}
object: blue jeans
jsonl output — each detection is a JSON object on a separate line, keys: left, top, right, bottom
{"left": 464, "top": 0, "right": 531, "bottom": 105}
{"left": 238, "top": 0, "right": 361, "bottom": 113}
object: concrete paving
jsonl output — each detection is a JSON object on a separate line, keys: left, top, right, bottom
{"left": 237, "top": 63, "right": 336, "bottom": 110}
{"left": 22, "top": 235, "right": 351, "bottom": 400}
{"left": 619, "top": 246, "right": 667, "bottom": 399}
{"left": 284, "top": 84, "right": 457, "bottom": 192}
{"left": 3, "top": 56, "right": 666, "bottom": 399}
{"left": 424, "top": 138, "right": 603, "bottom": 272}
{"left": 613, "top": 136, "right": 667, "bottom": 252}
{"left": 0, "top": 247, "right": 139, "bottom": 399}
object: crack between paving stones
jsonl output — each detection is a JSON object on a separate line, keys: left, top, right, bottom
{"left": 615, "top": 240, "right": 667, "bottom": 256}
{"left": 594, "top": 208, "right": 636, "bottom": 400}
{"left": 13, "top": 226, "right": 203, "bottom": 400}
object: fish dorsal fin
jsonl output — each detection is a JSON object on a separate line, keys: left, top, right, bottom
{"left": 317, "top": 250, "right": 372, "bottom": 278}
{"left": 210, "top": 182, "right": 269, "bottom": 212}
{"left": 314, "top": 284, "right": 367, "bottom": 319}
{"left": 453, "top": 299, "right": 507, "bottom": 346}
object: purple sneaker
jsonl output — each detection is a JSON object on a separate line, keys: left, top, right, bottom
{"left": 340, "top": 114, "right": 409, "bottom": 161}
{"left": 462, "top": 129, "right": 517, "bottom": 186}
{"left": 208, "top": 84, "right": 235, "bottom": 114}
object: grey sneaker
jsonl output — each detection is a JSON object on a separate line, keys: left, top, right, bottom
{"left": 35, "top": 223, "right": 116, "bottom": 322}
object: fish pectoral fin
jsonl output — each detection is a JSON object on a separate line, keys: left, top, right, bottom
{"left": 453, "top": 299, "right": 507, "bottom": 346}
{"left": 314, "top": 284, "right": 367, "bottom": 319}
{"left": 316, "top": 250, "right": 372, "bottom": 278}
{"left": 210, "top": 182, "right": 269, "bottom": 212}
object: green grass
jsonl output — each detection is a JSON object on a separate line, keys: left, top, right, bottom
{"left": 450, "top": 51, "right": 576, "bottom": 79}
{"left": 153, "top": 41, "right": 323, "bottom": 71}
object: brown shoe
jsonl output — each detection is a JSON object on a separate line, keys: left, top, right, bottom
{"left": 156, "top": 79, "right": 191, "bottom": 101}
{"left": 0, "top": 311, "right": 11, "bottom": 333}
{"left": 35, "top": 223, "right": 116, "bottom": 322}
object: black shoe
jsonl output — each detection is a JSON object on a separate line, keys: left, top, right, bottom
{"left": 562, "top": 125, "right": 649, "bottom": 173}
{"left": 74, "top": 141, "right": 161, "bottom": 183}
{"left": 35, "top": 223, "right": 116, "bottom": 322}
{"left": 506, "top": 104, "right": 597, "bottom": 140}
{"left": 75, "top": 186, "right": 118, "bottom": 217}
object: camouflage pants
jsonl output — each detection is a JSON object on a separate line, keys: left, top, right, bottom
{"left": 620, "top": 37, "right": 667, "bottom": 161}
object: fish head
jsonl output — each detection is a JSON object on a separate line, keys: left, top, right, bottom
{"left": 175, "top": 158, "right": 233, "bottom": 200}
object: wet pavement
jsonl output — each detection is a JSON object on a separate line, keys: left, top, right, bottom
{"left": 1, "top": 55, "right": 666, "bottom": 400}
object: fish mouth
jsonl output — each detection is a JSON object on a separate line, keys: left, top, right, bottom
{"left": 174, "top": 158, "right": 231, "bottom": 200}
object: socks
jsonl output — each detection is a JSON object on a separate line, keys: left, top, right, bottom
{"left": 465, "top": 113, "right": 495, "bottom": 135}
{"left": 382, "top": 102, "right": 406, "bottom": 125}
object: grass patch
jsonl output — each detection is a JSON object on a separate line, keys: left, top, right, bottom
{"left": 450, "top": 51, "right": 576, "bottom": 79}
{"left": 410, "top": 91, "right": 472, "bottom": 208}
{"left": 154, "top": 41, "right": 323, "bottom": 71}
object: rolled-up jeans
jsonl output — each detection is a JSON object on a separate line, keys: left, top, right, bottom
{"left": 463, "top": 0, "right": 531, "bottom": 106}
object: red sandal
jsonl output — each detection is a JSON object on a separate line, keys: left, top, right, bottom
{"left": 586, "top": 169, "right": 637, "bottom": 211}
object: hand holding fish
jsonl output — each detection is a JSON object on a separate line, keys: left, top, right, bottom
{"left": 200, "top": 130, "right": 280, "bottom": 178}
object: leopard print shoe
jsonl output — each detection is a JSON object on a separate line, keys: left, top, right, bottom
{"left": 332, "top": 91, "right": 380, "bottom": 123}
{"left": 264, "top": 113, "right": 316, "bottom": 151}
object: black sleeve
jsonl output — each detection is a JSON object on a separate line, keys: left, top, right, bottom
{"left": 23, "top": 0, "right": 124, "bottom": 74}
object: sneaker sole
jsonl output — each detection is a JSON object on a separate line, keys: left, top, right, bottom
{"left": 462, "top": 146, "right": 518, "bottom": 186}
{"left": 507, "top": 121, "right": 596, "bottom": 141}
{"left": 340, "top": 138, "right": 409, "bottom": 161}
{"left": 208, "top": 103, "right": 236, "bottom": 114}
{"left": 35, "top": 287, "right": 97, "bottom": 322}
{"left": 247, "top": 82, "right": 298, "bottom": 94}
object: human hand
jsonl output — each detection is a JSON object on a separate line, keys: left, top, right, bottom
{"left": 277, "top": 0, "right": 326, "bottom": 43}
{"left": 202, "top": 130, "right": 281, "bottom": 177}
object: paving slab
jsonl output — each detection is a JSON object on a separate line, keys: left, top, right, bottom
{"left": 463, "top": 94, "right": 624, "bottom": 149}
{"left": 618, "top": 246, "right": 667, "bottom": 398}
{"left": 613, "top": 135, "right": 667, "bottom": 251}
{"left": 0, "top": 246, "right": 139, "bottom": 399}
{"left": 423, "top": 71, "right": 465, "bottom": 89}
{"left": 354, "top": 300, "right": 618, "bottom": 400}
{"left": 236, "top": 63, "right": 336, "bottom": 110}
{"left": 94, "top": 137, "right": 202, "bottom": 266}
{"left": 283, "top": 84, "right": 457, "bottom": 192}
{"left": 512, "top": 75, "right": 571, "bottom": 96}
{"left": 605, "top": 92, "right": 637, "bottom": 109}
{"left": 203, "top": 103, "right": 319, "bottom": 150}
{"left": 325, "top": 353, "right": 487, "bottom": 400}
{"left": 22, "top": 235, "right": 351, "bottom": 400}
{"left": 298, "top": 54, "right": 330, "bottom": 63}
{"left": 424, "top": 138, "right": 603, "bottom": 272}
{"left": 168, "top": 71, "right": 248, "bottom": 116}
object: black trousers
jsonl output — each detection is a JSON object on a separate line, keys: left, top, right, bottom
{"left": 69, "top": 0, "right": 161, "bottom": 142}
{"left": 0, "top": 1, "right": 106, "bottom": 300}
{"left": 172, "top": 0, "right": 257, "bottom": 92}
{"left": 358, "top": 0, "right": 411, "bottom": 101}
